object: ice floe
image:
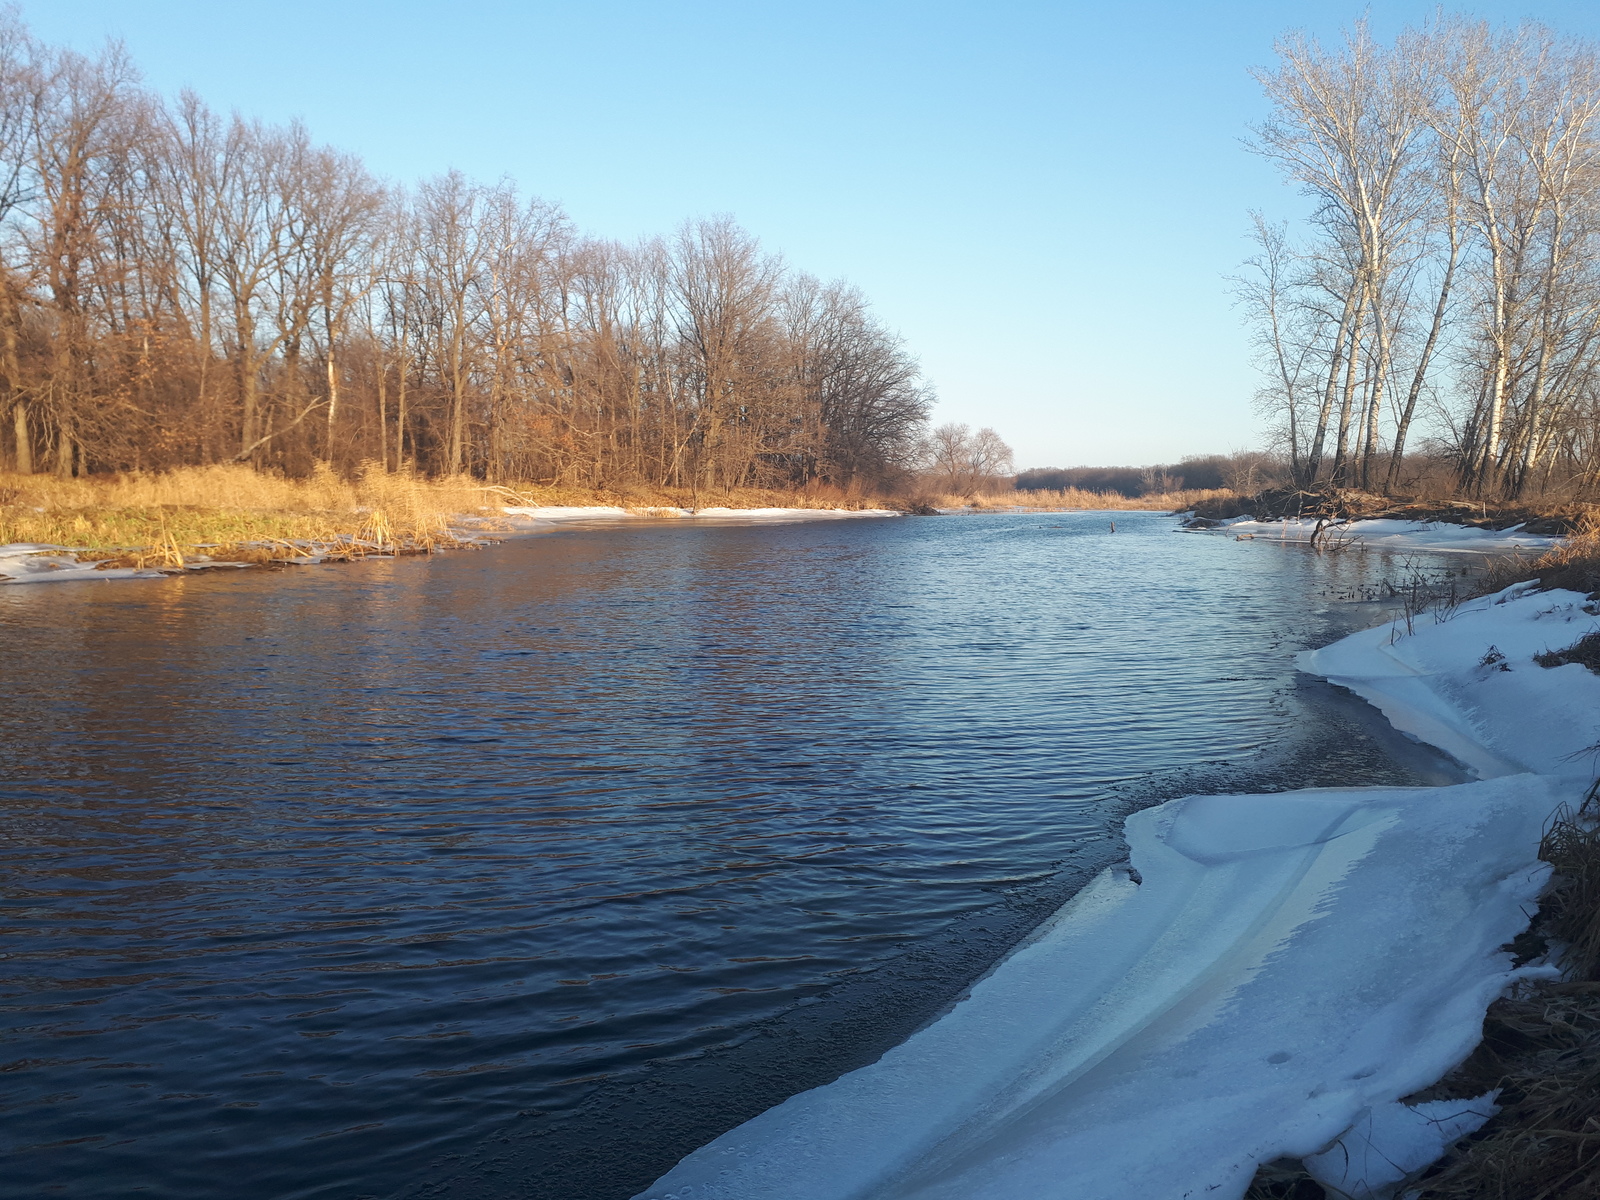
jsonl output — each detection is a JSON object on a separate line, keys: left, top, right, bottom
{"left": 1194, "top": 516, "right": 1562, "bottom": 555}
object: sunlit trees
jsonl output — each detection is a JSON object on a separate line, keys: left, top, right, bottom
{"left": 0, "top": 16, "right": 936, "bottom": 492}
{"left": 1246, "top": 15, "right": 1600, "bottom": 499}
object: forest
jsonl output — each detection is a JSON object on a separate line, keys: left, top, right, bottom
{"left": 1242, "top": 15, "right": 1600, "bottom": 500}
{"left": 0, "top": 14, "right": 940, "bottom": 493}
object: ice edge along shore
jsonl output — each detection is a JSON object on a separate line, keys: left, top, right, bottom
{"left": 637, "top": 525, "right": 1596, "bottom": 1200}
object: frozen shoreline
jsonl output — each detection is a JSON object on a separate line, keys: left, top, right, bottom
{"left": 1189, "top": 515, "right": 1562, "bottom": 556}
{"left": 638, "top": 567, "right": 1596, "bottom": 1198}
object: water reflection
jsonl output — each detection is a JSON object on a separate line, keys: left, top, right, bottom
{"left": 0, "top": 513, "right": 1459, "bottom": 1200}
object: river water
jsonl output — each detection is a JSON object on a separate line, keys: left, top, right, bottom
{"left": 0, "top": 511, "right": 1464, "bottom": 1200}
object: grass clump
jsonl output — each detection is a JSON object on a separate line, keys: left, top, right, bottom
{"left": 0, "top": 463, "right": 488, "bottom": 565}
{"left": 1535, "top": 632, "right": 1600, "bottom": 674}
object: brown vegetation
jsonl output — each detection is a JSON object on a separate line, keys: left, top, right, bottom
{"left": 942, "top": 486, "right": 1237, "bottom": 512}
{"left": 0, "top": 464, "right": 894, "bottom": 570}
{"left": 0, "top": 16, "right": 931, "bottom": 495}
{"left": 0, "top": 464, "right": 489, "bottom": 565}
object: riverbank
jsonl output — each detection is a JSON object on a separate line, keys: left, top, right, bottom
{"left": 0, "top": 466, "right": 905, "bottom": 583}
{"left": 0, "top": 466, "right": 1250, "bottom": 585}
{"left": 943, "top": 485, "right": 1235, "bottom": 512}
{"left": 1242, "top": 532, "right": 1600, "bottom": 1200}
{"left": 1184, "top": 514, "right": 1565, "bottom": 557}
{"left": 632, "top": 532, "right": 1600, "bottom": 1200}
{"left": 1191, "top": 485, "right": 1594, "bottom": 537}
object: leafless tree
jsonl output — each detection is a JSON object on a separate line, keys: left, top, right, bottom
{"left": 921, "top": 422, "right": 1014, "bottom": 496}
{"left": 0, "top": 13, "right": 941, "bottom": 489}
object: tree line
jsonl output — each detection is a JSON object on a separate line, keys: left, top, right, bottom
{"left": 1241, "top": 15, "right": 1600, "bottom": 499}
{"left": 1016, "top": 452, "right": 1278, "bottom": 498}
{"left": 0, "top": 14, "right": 934, "bottom": 490}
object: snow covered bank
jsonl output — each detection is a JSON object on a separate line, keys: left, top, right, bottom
{"left": 0, "top": 543, "right": 166, "bottom": 585}
{"left": 637, "top": 778, "right": 1568, "bottom": 1200}
{"left": 1300, "top": 584, "right": 1600, "bottom": 779}
{"left": 500, "top": 505, "right": 901, "bottom": 524}
{"left": 1193, "top": 516, "right": 1561, "bottom": 556}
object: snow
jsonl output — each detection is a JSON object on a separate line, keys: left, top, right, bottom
{"left": 636, "top": 779, "right": 1567, "bottom": 1200}
{"left": 1196, "top": 517, "right": 1561, "bottom": 556}
{"left": 501, "top": 505, "right": 901, "bottom": 523}
{"left": 1300, "top": 584, "right": 1600, "bottom": 779}
{"left": 639, "top": 574, "right": 1600, "bottom": 1200}
{"left": 1303, "top": 1093, "right": 1500, "bottom": 1200}
{"left": 0, "top": 543, "right": 165, "bottom": 585}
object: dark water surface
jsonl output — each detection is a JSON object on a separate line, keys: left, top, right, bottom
{"left": 0, "top": 512, "right": 1462, "bottom": 1200}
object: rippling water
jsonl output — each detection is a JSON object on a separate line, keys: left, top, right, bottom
{"left": 0, "top": 512, "right": 1462, "bottom": 1200}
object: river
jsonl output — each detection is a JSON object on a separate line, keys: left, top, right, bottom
{"left": 0, "top": 510, "right": 1463, "bottom": 1200}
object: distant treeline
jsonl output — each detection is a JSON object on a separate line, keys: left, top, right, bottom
{"left": 1015, "top": 453, "right": 1278, "bottom": 497}
{"left": 0, "top": 15, "right": 932, "bottom": 489}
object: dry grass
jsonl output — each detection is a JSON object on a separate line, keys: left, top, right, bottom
{"left": 1495, "top": 511, "right": 1600, "bottom": 597}
{"left": 0, "top": 463, "right": 487, "bottom": 565}
{"left": 0, "top": 466, "right": 894, "bottom": 567}
{"left": 945, "top": 486, "right": 1237, "bottom": 511}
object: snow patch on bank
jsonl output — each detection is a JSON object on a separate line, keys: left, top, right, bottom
{"left": 0, "top": 508, "right": 902, "bottom": 586}
{"left": 1300, "top": 584, "right": 1600, "bottom": 779}
{"left": 637, "top": 778, "right": 1568, "bottom": 1200}
{"left": 1196, "top": 516, "right": 1561, "bottom": 556}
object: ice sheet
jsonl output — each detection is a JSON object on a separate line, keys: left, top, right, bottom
{"left": 0, "top": 543, "right": 166, "bottom": 585}
{"left": 637, "top": 778, "right": 1568, "bottom": 1200}
{"left": 1196, "top": 517, "right": 1561, "bottom": 555}
{"left": 1300, "top": 584, "right": 1600, "bottom": 779}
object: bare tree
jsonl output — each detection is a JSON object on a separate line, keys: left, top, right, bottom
{"left": 0, "top": 12, "right": 937, "bottom": 490}
{"left": 921, "top": 422, "right": 1014, "bottom": 496}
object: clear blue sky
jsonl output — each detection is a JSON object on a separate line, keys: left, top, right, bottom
{"left": 25, "top": 1, "right": 1600, "bottom": 468}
